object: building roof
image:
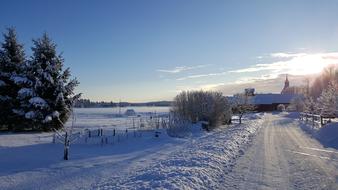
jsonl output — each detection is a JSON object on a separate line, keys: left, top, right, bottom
{"left": 250, "top": 94, "right": 297, "bottom": 105}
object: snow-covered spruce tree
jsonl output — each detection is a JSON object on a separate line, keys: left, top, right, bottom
{"left": 21, "top": 33, "right": 80, "bottom": 131}
{"left": 317, "top": 82, "right": 337, "bottom": 117}
{"left": 0, "top": 28, "right": 28, "bottom": 130}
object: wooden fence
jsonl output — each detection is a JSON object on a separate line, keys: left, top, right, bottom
{"left": 299, "top": 112, "right": 335, "bottom": 127}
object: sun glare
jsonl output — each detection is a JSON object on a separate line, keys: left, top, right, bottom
{"left": 286, "top": 54, "right": 337, "bottom": 75}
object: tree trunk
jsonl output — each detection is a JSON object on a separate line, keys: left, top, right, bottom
{"left": 64, "top": 132, "right": 69, "bottom": 160}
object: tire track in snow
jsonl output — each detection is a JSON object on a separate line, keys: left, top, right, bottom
{"left": 222, "top": 114, "right": 338, "bottom": 190}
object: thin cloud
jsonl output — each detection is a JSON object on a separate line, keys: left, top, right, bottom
{"left": 214, "top": 74, "right": 314, "bottom": 96}
{"left": 157, "top": 64, "right": 210, "bottom": 74}
{"left": 176, "top": 71, "right": 227, "bottom": 81}
{"left": 270, "top": 52, "right": 307, "bottom": 58}
{"left": 229, "top": 52, "right": 338, "bottom": 76}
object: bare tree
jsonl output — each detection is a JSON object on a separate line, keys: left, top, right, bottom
{"left": 171, "top": 90, "right": 232, "bottom": 130}
{"left": 231, "top": 93, "right": 255, "bottom": 124}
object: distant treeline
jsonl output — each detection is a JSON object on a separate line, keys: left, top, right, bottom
{"left": 74, "top": 99, "right": 172, "bottom": 108}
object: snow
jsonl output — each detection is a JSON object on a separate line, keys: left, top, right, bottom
{"left": 25, "top": 111, "right": 36, "bottom": 119}
{"left": 222, "top": 113, "right": 338, "bottom": 189}
{"left": 43, "top": 115, "right": 53, "bottom": 123}
{"left": 29, "top": 97, "right": 48, "bottom": 108}
{"left": 12, "top": 109, "right": 25, "bottom": 116}
{"left": 2, "top": 111, "right": 338, "bottom": 189}
{"left": 0, "top": 79, "right": 6, "bottom": 86}
{"left": 0, "top": 95, "right": 11, "bottom": 101}
{"left": 300, "top": 118, "right": 338, "bottom": 149}
{"left": 52, "top": 111, "right": 60, "bottom": 118}
{"left": 17, "top": 88, "right": 34, "bottom": 99}
{"left": 43, "top": 72, "right": 54, "bottom": 84}
{"left": 10, "top": 76, "right": 32, "bottom": 85}
{"left": 0, "top": 110, "right": 263, "bottom": 190}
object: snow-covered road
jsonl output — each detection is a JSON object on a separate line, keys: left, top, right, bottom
{"left": 223, "top": 113, "right": 338, "bottom": 190}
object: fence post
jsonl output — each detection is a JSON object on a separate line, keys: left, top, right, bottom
{"left": 64, "top": 132, "right": 69, "bottom": 160}
{"left": 312, "top": 114, "right": 315, "bottom": 127}
{"left": 320, "top": 116, "right": 323, "bottom": 126}
{"left": 53, "top": 133, "right": 56, "bottom": 143}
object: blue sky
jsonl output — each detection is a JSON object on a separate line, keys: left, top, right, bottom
{"left": 1, "top": 0, "right": 338, "bottom": 102}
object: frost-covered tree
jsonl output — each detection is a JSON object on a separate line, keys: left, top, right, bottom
{"left": 277, "top": 104, "right": 285, "bottom": 112}
{"left": 171, "top": 90, "right": 231, "bottom": 130}
{"left": 20, "top": 33, "right": 80, "bottom": 130}
{"left": 0, "top": 28, "right": 27, "bottom": 130}
{"left": 317, "top": 82, "right": 337, "bottom": 117}
{"left": 231, "top": 93, "right": 255, "bottom": 124}
{"left": 288, "top": 96, "right": 305, "bottom": 112}
{"left": 303, "top": 95, "right": 317, "bottom": 114}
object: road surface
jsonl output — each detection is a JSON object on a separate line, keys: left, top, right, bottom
{"left": 223, "top": 113, "right": 338, "bottom": 190}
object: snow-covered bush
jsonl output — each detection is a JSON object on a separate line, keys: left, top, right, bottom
{"left": 171, "top": 90, "right": 231, "bottom": 130}
{"left": 277, "top": 104, "right": 285, "bottom": 112}
{"left": 288, "top": 96, "right": 305, "bottom": 112}
{"left": 165, "top": 114, "right": 192, "bottom": 138}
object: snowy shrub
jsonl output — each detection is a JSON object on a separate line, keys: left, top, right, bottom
{"left": 165, "top": 114, "right": 192, "bottom": 138}
{"left": 171, "top": 90, "right": 231, "bottom": 130}
{"left": 277, "top": 104, "right": 285, "bottom": 112}
{"left": 288, "top": 96, "right": 305, "bottom": 112}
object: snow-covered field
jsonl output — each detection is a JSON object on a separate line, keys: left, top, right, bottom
{"left": 69, "top": 107, "right": 170, "bottom": 129}
{"left": 0, "top": 110, "right": 264, "bottom": 190}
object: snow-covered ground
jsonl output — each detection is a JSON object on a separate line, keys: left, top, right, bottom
{"left": 0, "top": 112, "right": 263, "bottom": 190}
{"left": 2, "top": 112, "right": 337, "bottom": 190}
{"left": 70, "top": 107, "right": 169, "bottom": 129}
{"left": 222, "top": 113, "right": 338, "bottom": 189}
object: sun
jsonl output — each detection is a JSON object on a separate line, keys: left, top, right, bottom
{"left": 287, "top": 54, "right": 337, "bottom": 75}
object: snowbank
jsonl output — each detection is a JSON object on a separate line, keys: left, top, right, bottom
{"left": 95, "top": 115, "right": 263, "bottom": 189}
{"left": 0, "top": 114, "right": 263, "bottom": 190}
{"left": 299, "top": 118, "right": 338, "bottom": 149}
{"left": 315, "top": 122, "right": 338, "bottom": 149}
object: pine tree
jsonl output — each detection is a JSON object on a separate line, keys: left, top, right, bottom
{"left": 0, "top": 28, "right": 27, "bottom": 130}
{"left": 317, "top": 82, "right": 337, "bottom": 117}
{"left": 21, "top": 33, "right": 80, "bottom": 130}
